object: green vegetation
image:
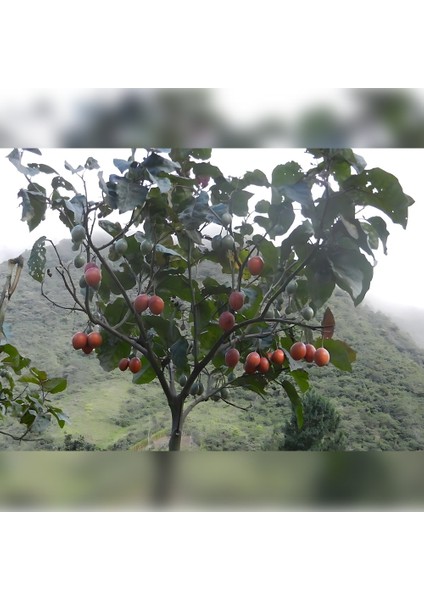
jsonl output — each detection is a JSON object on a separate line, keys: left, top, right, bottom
{"left": 1, "top": 148, "right": 417, "bottom": 450}
{"left": 2, "top": 244, "right": 424, "bottom": 451}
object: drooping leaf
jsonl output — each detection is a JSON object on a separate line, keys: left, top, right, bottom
{"left": 178, "top": 191, "right": 211, "bottom": 229}
{"left": 230, "top": 189, "right": 253, "bottom": 217}
{"left": 281, "top": 380, "right": 303, "bottom": 429}
{"left": 85, "top": 157, "right": 100, "bottom": 170}
{"left": 64, "top": 194, "right": 87, "bottom": 225}
{"left": 64, "top": 160, "right": 84, "bottom": 174}
{"left": 18, "top": 184, "right": 47, "bottom": 232}
{"left": 147, "top": 170, "right": 172, "bottom": 193}
{"left": 113, "top": 158, "right": 132, "bottom": 174}
{"left": 28, "top": 236, "right": 46, "bottom": 283}
{"left": 240, "top": 169, "right": 269, "bottom": 188}
{"left": 272, "top": 162, "right": 303, "bottom": 187}
{"left": 27, "top": 163, "right": 58, "bottom": 174}
{"left": 98, "top": 219, "right": 122, "bottom": 238}
{"left": 170, "top": 338, "right": 189, "bottom": 370}
{"left": 341, "top": 168, "right": 414, "bottom": 228}
{"left": 51, "top": 175, "right": 75, "bottom": 192}
{"left": 230, "top": 373, "right": 268, "bottom": 398}
{"left": 321, "top": 307, "right": 335, "bottom": 339}
{"left": 141, "top": 152, "right": 180, "bottom": 175}
{"left": 107, "top": 175, "right": 148, "bottom": 213}
{"left": 7, "top": 149, "right": 40, "bottom": 176}
{"left": 327, "top": 246, "right": 373, "bottom": 306}
{"left": 366, "top": 216, "right": 390, "bottom": 255}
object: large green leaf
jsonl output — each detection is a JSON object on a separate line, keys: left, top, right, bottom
{"left": 107, "top": 175, "right": 148, "bottom": 213}
{"left": 18, "top": 185, "right": 47, "bottom": 232}
{"left": 240, "top": 169, "right": 269, "bottom": 188}
{"left": 64, "top": 194, "right": 87, "bottom": 225}
{"left": 341, "top": 168, "right": 414, "bottom": 228}
{"left": 98, "top": 219, "right": 123, "bottom": 238}
{"left": 272, "top": 162, "right": 303, "bottom": 187}
{"left": 327, "top": 246, "right": 373, "bottom": 306}
{"left": 230, "top": 373, "right": 268, "bottom": 398}
{"left": 304, "top": 251, "right": 336, "bottom": 310}
{"left": 42, "top": 377, "right": 68, "bottom": 394}
{"left": 142, "top": 152, "right": 180, "bottom": 175}
{"left": 178, "top": 191, "right": 211, "bottom": 229}
{"left": 230, "top": 189, "right": 253, "bottom": 217}
{"left": 28, "top": 236, "right": 47, "bottom": 283}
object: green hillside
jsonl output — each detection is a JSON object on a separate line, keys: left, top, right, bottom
{"left": 2, "top": 241, "right": 424, "bottom": 451}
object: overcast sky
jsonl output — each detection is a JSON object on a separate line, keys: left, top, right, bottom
{"left": 1, "top": 148, "right": 422, "bottom": 309}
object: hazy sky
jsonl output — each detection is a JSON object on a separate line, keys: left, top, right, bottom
{"left": 1, "top": 148, "right": 422, "bottom": 309}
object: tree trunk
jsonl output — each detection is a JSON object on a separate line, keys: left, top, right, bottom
{"left": 168, "top": 400, "right": 183, "bottom": 451}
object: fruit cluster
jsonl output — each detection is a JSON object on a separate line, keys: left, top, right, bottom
{"left": 289, "top": 342, "right": 330, "bottom": 366}
{"left": 134, "top": 293, "right": 164, "bottom": 315}
{"left": 71, "top": 330, "right": 103, "bottom": 355}
{"left": 119, "top": 356, "right": 142, "bottom": 373}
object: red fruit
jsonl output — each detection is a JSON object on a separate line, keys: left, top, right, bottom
{"left": 305, "top": 343, "right": 316, "bottom": 363}
{"left": 84, "top": 267, "right": 102, "bottom": 287}
{"left": 247, "top": 256, "right": 264, "bottom": 276}
{"left": 257, "top": 356, "right": 270, "bottom": 374}
{"left": 229, "top": 291, "right": 244, "bottom": 311}
{"left": 290, "top": 341, "right": 307, "bottom": 361}
{"left": 225, "top": 348, "right": 240, "bottom": 368}
{"left": 87, "top": 331, "right": 103, "bottom": 348}
{"left": 148, "top": 295, "right": 165, "bottom": 315}
{"left": 118, "top": 358, "right": 130, "bottom": 371}
{"left": 219, "top": 311, "right": 235, "bottom": 331}
{"left": 129, "top": 356, "right": 142, "bottom": 373}
{"left": 134, "top": 293, "right": 150, "bottom": 313}
{"left": 270, "top": 349, "right": 285, "bottom": 366}
{"left": 244, "top": 351, "right": 261, "bottom": 373}
{"left": 82, "top": 344, "right": 93, "bottom": 355}
{"left": 72, "top": 331, "right": 88, "bottom": 350}
{"left": 314, "top": 347, "right": 330, "bottom": 367}
{"left": 84, "top": 262, "right": 98, "bottom": 272}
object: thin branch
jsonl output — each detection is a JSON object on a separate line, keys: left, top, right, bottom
{"left": 0, "top": 428, "right": 40, "bottom": 442}
{"left": 220, "top": 398, "right": 250, "bottom": 411}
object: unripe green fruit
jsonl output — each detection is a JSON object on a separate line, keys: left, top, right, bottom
{"left": 178, "top": 374, "right": 188, "bottom": 386}
{"left": 141, "top": 240, "right": 154, "bottom": 254}
{"left": 74, "top": 254, "right": 86, "bottom": 269}
{"left": 221, "top": 234, "right": 234, "bottom": 250}
{"left": 71, "top": 224, "right": 86, "bottom": 243}
{"left": 79, "top": 275, "right": 87, "bottom": 289}
{"left": 220, "top": 212, "right": 232, "bottom": 227}
{"left": 286, "top": 280, "right": 298, "bottom": 294}
{"left": 115, "top": 238, "right": 128, "bottom": 255}
{"left": 72, "top": 242, "right": 81, "bottom": 252}
{"left": 301, "top": 306, "right": 314, "bottom": 321}
{"left": 108, "top": 246, "right": 120, "bottom": 261}
{"left": 190, "top": 382, "right": 200, "bottom": 396}
{"left": 220, "top": 388, "right": 229, "bottom": 399}
{"left": 211, "top": 235, "right": 222, "bottom": 251}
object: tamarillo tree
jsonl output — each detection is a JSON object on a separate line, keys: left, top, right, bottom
{"left": 9, "top": 148, "right": 414, "bottom": 450}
